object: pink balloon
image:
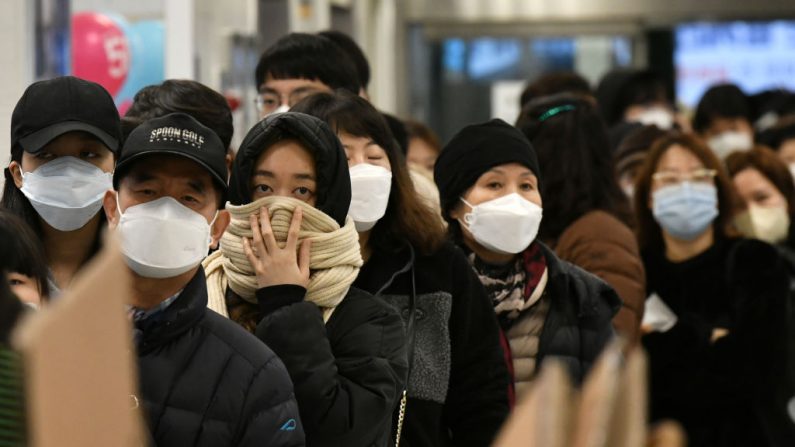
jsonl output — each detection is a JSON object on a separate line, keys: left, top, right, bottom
{"left": 71, "top": 12, "right": 130, "bottom": 97}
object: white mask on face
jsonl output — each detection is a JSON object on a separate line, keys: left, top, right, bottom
{"left": 634, "top": 107, "right": 675, "bottom": 130}
{"left": 349, "top": 163, "right": 393, "bottom": 232}
{"left": 265, "top": 104, "right": 290, "bottom": 118}
{"left": 460, "top": 193, "right": 543, "bottom": 255}
{"left": 20, "top": 156, "right": 113, "bottom": 232}
{"left": 117, "top": 196, "right": 216, "bottom": 279}
{"left": 734, "top": 204, "right": 790, "bottom": 245}
{"left": 707, "top": 131, "right": 753, "bottom": 160}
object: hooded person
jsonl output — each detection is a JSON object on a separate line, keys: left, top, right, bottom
{"left": 434, "top": 119, "right": 620, "bottom": 395}
{"left": 203, "top": 112, "right": 407, "bottom": 447}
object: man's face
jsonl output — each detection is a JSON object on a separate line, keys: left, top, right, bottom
{"left": 256, "top": 77, "right": 332, "bottom": 118}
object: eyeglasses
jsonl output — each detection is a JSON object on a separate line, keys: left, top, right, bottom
{"left": 652, "top": 168, "right": 717, "bottom": 187}
{"left": 253, "top": 88, "right": 325, "bottom": 115}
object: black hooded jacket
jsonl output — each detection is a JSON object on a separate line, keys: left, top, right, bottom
{"left": 227, "top": 112, "right": 408, "bottom": 447}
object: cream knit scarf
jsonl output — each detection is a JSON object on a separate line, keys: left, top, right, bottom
{"left": 204, "top": 196, "right": 363, "bottom": 321}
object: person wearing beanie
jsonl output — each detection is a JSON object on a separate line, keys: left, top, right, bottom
{"left": 3, "top": 76, "right": 121, "bottom": 298}
{"left": 202, "top": 111, "right": 407, "bottom": 447}
{"left": 292, "top": 92, "right": 510, "bottom": 447}
{"left": 102, "top": 112, "right": 304, "bottom": 446}
{"left": 435, "top": 118, "right": 619, "bottom": 397}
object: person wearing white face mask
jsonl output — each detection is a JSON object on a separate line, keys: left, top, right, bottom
{"left": 292, "top": 92, "right": 511, "bottom": 447}
{"left": 634, "top": 133, "right": 795, "bottom": 446}
{"left": 3, "top": 76, "right": 121, "bottom": 297}
{"left": 435, "top": 118, "right": 619, "bottom": 398}
{"left": 101, "top": 112, "right": 304, "bottom": 446}
{"left": 694, "top": 83, "right": 755, "bottom": 160}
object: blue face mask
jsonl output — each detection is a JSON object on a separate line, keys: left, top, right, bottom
{"left": 652, "top": 182, "right": 718, "bottom": 241}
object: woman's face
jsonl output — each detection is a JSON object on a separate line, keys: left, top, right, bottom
{"left": 250, "top": 139, "right": 318, "bottom": 205}
{"left": 9, "top": 131, "right": 115, "bottom": 188}
{"left": 777, "top": 138, "right": 795, "bottom": 165}
{"left": 649, "top": 144, "right": 713, "bottom": 196}
{"left": 407, "top": 137, "right": 438, "bottom": 172}
{"left": 8, "top": 272, "right": 43, "bottom": 309}
{"left": 451, "top": 163, "right": 542, "bottom": 222}
{"left": 732, "top": 167, "right": 788, "bottom": 210}
{"left": 339, "top": 132, "right": 392, "bottom": 171}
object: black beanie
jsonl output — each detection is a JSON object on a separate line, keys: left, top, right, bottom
{"left": 434, "top": 119, "right": 541, "bottom": 218}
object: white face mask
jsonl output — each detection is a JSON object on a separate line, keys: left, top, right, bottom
{"left": 264, "top": 104, "right": 290, "bottom": 118}
{"left": 20, "top": 156, "right": 113, "bottom": 232}
{"left": 460, "top": 193, "right": 543, "bottom": 255}
{"left": 634, "top": 107, "right": 675, "bottom": 130}
{"left": 734, "top": 204, "right": 790, "bottom": 245}
{"left": 787, "top": 163, "right": 795, "bottom": 182}
{"left": 117, "top": 196, "right": 216, "bottom": 279}
{"left": 349, "top": 163, "right": 392, "bottom": 232}
{"left": 707, "top": 131, "right": 753, "bottom": 160}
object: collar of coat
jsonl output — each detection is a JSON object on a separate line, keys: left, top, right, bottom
{"left": 134, "top": 268, "right": 207, "bottom": 354}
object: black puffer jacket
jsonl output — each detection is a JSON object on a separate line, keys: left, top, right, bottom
{"left": 353, "top": 241, "right": 510, "bottom": 447}
{"left": 535, "top": 242, "right": 621, "bottom": 383}
{"left": 135, "top": 269, "right": 305, "bottom": 446}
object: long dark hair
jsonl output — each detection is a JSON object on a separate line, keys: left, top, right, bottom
{"left": 634, "top": 133, "right": 741, "bottom": 252}
{"left": 291, "top": 91, "right": 447, "bottom": 254}
{"left": 0, "top": 209, "right": 50, "bottom": 299}
{"left": 515, "top": 94, "right": 634, "bottom": 244}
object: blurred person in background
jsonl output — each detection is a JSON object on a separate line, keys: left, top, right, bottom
{"left": 519, "top": 71, "right": 592, "bottom": 109}
{"left": 633, "top": 132, "right": 794, "bottom": 446}
{"left": 516, "top": 94, "right": 646, "bottom": 343}
{"left": 3, "top": 77, "right": 120, "bottom": 298}
{"left": 254, "top": 33, "right": 361, "bottom": 118}
{"left": 693, "top": 83, "right": 754, "bottom": 160}
{"left": 596, "top": 68, "right": 679, "bottom": 131}
{"left": 435, "top": 118, "right": 619, "bottom": 395}
{"left": 123, "top": 79, "right": 236, "bottom": 173}
{"left": 726, "top": 146, "right": 795, "bottom": 257}
{"left": 405, "top": 119, "right": 442, "bottom": 174}
{"left": 614, "top": 125, "right": 669, "bottom": 201}
{"left": 293, "top": 92, "right": 510, "bottom": 447}
{"left": 758, "top": 116, "right": 795, "bottom": 174}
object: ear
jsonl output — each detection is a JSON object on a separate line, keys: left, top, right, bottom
{"left": 448, "top": 201, "right": 464, "bottom": 222}
{"left": 210, "top": 210, "right": 230, "bottom": 249}
{"left": 8, "top": 161, "right": 23, "bottom": 189}
{"left": 103, "top": 190, "right": 120, "bottom": 228}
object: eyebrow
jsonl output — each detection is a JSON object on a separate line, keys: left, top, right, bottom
{"left": 253, "top": 170, "right": 315, "bottom": 181}
{"left": 187, "top": 179, "right": 206, "bottom": 194}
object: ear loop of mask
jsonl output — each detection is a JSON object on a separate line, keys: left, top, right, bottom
{"left": 458, "top": 197, "right": 476, "bottom": 228}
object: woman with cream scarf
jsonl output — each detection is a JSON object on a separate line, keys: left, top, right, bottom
{"left": 203, "top": 112, "right": 407, "bottom": 447}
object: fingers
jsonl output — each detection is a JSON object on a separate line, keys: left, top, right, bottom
{"left": 242, "top": 237, "right": 259, "bottom": 266}
{"left": 298, "top": 238, "right": 312, "bottom": 278}
{"left": 257, "top": 207, "right": 278, "bottom": 253}
{"left": 285, "top": 206, "right": 303, "bottom": 252}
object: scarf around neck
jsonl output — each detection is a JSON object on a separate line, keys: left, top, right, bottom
{"left": 204, "top": 196, "right": 363, "bottom": 320}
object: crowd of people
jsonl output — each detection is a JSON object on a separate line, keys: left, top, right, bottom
{"left": 0, "top": 30, "right": 794, "bottom": 447}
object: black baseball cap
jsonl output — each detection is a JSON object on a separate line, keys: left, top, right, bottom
{"left": 11, "top": 76, "right": 121, "bottom": 154}
{"left": 114, "top": 112, "right": 228, "bottom": 196}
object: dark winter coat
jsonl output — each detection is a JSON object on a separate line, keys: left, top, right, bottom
{"left": 135, "top": 268, "right": 305, "bottom": 447}
{"left": 642, "top": 236, "right": 795, "bottom": 446}
{"left": 533, "top": 242, "right": 621, "bottom": 383}
{"left": 353, "top": 241, "right": 510, "bottom": 447}
{"left": 252, "top": 284, "right": 408, "bottom": 447}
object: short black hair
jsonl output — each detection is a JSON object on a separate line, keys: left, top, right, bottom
{"left": 693, "top": 83, "right": 751, "bottom": 133}
{"left": 124, "top": 80, "right": 234, "bottom": 149}
{"left": 318, "top": 30, "right": 370, "bottom": 89}
{"left": 0, "top": 209, "right": 50, "bottom": 299}
{"left": 596, "top": 69, "right": 669, "bottom": 126}
{"left": 255, "top": 33, "right": 361, "bottom": 94}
